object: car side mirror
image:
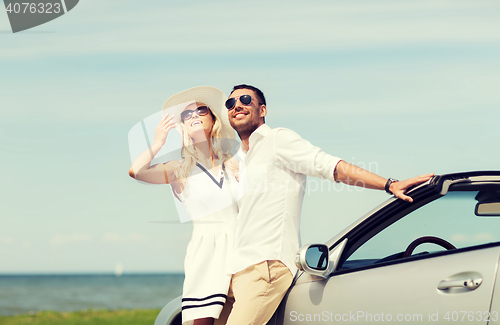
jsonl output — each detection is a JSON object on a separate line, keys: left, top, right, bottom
{"left": 306, "top": 244, "right": 329, "bottom": 270}
{"left": 295, "top": 239, "right": 347, "bottom": 278}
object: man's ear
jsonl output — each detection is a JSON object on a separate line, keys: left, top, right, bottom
{"left": 260, "top": 105, "right": 267, "bottom": 118}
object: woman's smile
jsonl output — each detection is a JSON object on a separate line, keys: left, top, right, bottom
{"left": 191, "top": 119, "right": 203, "bottom": 126}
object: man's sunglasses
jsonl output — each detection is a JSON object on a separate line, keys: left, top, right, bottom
{"left": 181, "top": 106, "right": 210, "bottom": 122}
{"left": 225, "top": 95, "right": 253, "bottom": 110}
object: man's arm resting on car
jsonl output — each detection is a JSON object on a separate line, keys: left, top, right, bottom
{"left": 334, "top": 160, "right": 434, "bottom": 203}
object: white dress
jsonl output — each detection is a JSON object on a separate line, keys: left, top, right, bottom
{"left": 176, "top": 162, "right": 238, "bottom": 324}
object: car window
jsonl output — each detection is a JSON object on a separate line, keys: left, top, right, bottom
{"left": 342, "top": 190, "right": 500, "bottom": 270}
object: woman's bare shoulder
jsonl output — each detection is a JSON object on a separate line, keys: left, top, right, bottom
{"left": 164, "top": 160, "right": 182, "bottom": 170}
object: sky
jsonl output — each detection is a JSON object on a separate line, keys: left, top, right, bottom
{"left": 1, "top": 0, "right": 499, "bottom": 274}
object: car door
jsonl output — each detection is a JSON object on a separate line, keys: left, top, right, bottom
{"left": 283, "top": 247, "right": 499, "bottom": 324}
{"left": 281, "top": 189, "right": 500, "bottom": 325}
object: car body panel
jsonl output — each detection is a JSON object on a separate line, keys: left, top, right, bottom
{"left": 155, "top": 295, "right": 182, "bottom": 325}
{"left": 282, "top": 246, "right": 500, "bottom": 324}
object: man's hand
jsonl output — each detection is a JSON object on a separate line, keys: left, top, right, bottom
{"left": 389, "top": 173, "right": 435, "bottom": 203}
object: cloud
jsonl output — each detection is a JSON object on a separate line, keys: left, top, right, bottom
{"left": 49, "top": 233, "right": 93, "bottom": 246}
{"left": 0, "top": 236, "right": 14, "bottom": 245}
{"left": 102, "top": 232, "right": 149, "bottom": 243}
{"left": 102, "top": 232, "right": 120, "bottom": 242}
{"left": 128, "top": 233, "right": 147, "bottom": 242}
{"left": 21, "top": 241, "right": 32, "bottom": 250}
{"left": 1, "top": 0, "right": 500, "bottom": 60}
{"left": 451, "top": 232, "right": 497, "bottom": 243}
{"left": 46, "top": 232, "right": 150, "bottom": 247}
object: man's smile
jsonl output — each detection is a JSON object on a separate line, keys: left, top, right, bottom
{"left": 232, "top": 110, "right": 248, "bottom": 119}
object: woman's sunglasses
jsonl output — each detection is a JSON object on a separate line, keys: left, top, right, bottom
{"left": 225, "top": 95, "right": 253, "bottom": 110}
{"left": 181, "top": 106, "right": 210, "bottom": 122}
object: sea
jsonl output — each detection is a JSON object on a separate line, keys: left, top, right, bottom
{"left": 0, "top": 273, "right": 184, "bottom": 316}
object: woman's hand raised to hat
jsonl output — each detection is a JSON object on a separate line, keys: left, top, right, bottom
{"left": 153, "top": 113, "right": 176, "bottom": 147}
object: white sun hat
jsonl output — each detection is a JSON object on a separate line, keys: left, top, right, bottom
{"left": 161, "top": 86, "right": 235, "bottom": 142}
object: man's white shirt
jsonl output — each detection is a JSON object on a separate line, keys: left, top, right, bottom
{"left": 233, "top": 124, "right": 342, "bottom": 275}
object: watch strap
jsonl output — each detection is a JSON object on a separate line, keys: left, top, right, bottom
{"left": 385, "top": 178, "right": 399, "bottom": 195}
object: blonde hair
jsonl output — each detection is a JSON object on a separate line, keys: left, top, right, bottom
{"left": 174, "top": 109, "right": 232, "bottom": 183}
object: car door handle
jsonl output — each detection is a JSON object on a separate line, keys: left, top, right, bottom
{"left": 438, "top": 277, "right": 482, "bottom": 290}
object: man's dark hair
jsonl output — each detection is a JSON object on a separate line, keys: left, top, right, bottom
{"left": 230, "top": 84, "right": 266, "bottom": 106}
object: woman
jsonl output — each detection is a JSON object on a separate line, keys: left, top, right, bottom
{"left": 129, "top": 86, "right": 238, "bottom": 325}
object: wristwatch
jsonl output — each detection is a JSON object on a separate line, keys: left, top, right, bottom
{"left": 385, "top": 178, "right": 399, "bottom": 195}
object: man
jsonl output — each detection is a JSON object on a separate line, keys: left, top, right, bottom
{"left": 219, "top": 84, "right": 433, "bottom": 325}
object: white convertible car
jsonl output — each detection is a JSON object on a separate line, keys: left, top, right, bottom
{"left": 156, "top": 171, "right": 500, "bottom": 325}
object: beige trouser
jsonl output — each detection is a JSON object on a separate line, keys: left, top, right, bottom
{"left": 215, "top": 260, "right": 294, "bottom": 325}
